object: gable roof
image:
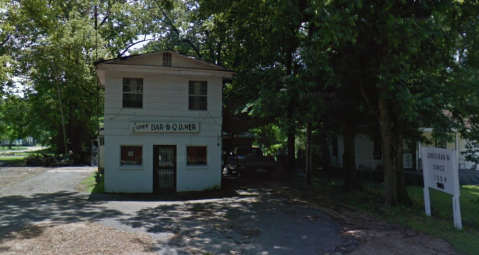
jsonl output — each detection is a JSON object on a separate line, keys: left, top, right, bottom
{"left": 95, "top": 50, "right": 234, "bottom": 86}
{"left": 94, "top": 49, "right": 233, "bottom": 72}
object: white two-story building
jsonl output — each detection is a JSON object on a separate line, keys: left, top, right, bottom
{"left": 95, "top": 50, "right": 234, "bottom": 193}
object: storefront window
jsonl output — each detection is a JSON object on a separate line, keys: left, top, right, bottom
{"left": 121, "top": 146, "right": 142, "bottom": 165}
{"left": 187, "top": 146, "right": 207, "bottom": 165}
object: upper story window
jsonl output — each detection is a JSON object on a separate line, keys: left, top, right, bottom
{"left": 163, "top": 52, "right": 172, "bottom": 67}
{"left": 189, "top": 81, "right": 207, "bottom": 110}
{"left": 123, "top": 78, "right": 143, "bottom": 108}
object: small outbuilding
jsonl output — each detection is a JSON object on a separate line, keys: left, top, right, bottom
{"left": 95, "top": 50, "right": 234, "bottom": 193}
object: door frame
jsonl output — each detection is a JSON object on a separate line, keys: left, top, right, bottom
{"left": 153, "top": 145, "right": 177, "bottom": 193}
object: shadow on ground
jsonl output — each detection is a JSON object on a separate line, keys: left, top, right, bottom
{"left": 0, "top": 192, "right": 123, "bottom": 240}
{"left": 117, "top": 185, "right": 356, "bottom": 254}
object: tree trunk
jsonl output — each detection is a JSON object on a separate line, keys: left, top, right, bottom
{"left": 306, "top": 123, "right": 312, "bottom": 185}
{"left": 319, "top": 123, "right": 331, "bottom": 182}
{"left": 378, "top": 98, "right": 411, "bottom": 206}
{"left": 287, "top": 125, "right": 295, "bottom": 174}
{"left": 286, "top": 40, "right": 295, "bottom": 175}
{"left": 342, "top": 117, "right": 361, "bottom": 190}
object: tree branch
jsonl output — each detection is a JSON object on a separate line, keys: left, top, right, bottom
{"left": 0, "top": 35, "right": 11, "bottom": 47}
{"left": 99, "top": 12, "right": 111, "bottom": 27}
{"left": 155, "top": 1, "right": 202, "bottom": 58}
{"left": 118, "top": 37, "right": 160, "bottom": 57}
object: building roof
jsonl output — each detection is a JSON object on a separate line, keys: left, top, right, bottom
{"left": 94, "top": 49, "right": 234, "bottom": 72}
{"left": 95, "top": 50, "right": 234, "bottom": 86}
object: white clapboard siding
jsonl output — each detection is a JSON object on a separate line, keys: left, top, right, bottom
{"left": 103, "top": 109, "right": 222, "bottom": 120}
{"left": 97, "top": 51, "right": 233, "bottom": 193}
{"left": 329, "top": 135, "right": 382, "bottom": 169}
{"left": 332, "top": 131, "right": 479, "bottom": 171}
{"left": 354, "top": 135, "right": 383, "bottom": 169}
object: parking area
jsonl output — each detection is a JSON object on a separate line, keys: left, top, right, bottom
{"left": 0, "top": 167, "right": 459, "bottom": 255}
{"left": 0, "top": 167, "right": 356, "bottom": 254}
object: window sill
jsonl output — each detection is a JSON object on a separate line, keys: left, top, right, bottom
{"left": 120, "top": 165, "right": 144, "bottom": 170}
{"left": 186, "top": 165, "right": 209, "bottom": 170}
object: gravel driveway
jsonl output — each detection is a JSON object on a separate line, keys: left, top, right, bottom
{"left": 0, "top": 167, "right": 357, "bottom": 254}
{"left": 0, "top": 167, "right": 461, "bottom": 255}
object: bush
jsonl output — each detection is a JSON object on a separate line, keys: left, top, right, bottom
{"left": 25, "top": 154, "right": 73, "bottom": 166}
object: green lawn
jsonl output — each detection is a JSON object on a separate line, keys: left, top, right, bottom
{"left": 0, "top": 146, "right": 27, "bottom": 151}
{"left": 0, "top": 156, "right": 26, "bottom": 165}
{"left": 297, "top": 175, "right": 479, "bottom": 255}
{"left": 78, "top": 172, "right": 104, "bottom": 193}
{"left": 0, "top": 152, "right": 30, "bottom": 156}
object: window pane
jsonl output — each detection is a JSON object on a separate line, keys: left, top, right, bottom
{"left": 123, "top": 94, "right": 143, "bottom": 108}
{"left": 187, "top": 146, "right": 207, "bottom": 165}
{"left": 121, "top": 146, "right": 142, "bottom": 165}
{"left": 123, "top": 78, "right": 143, "bottom": 108}
{"left": 200, "top": 82, "right": 207, "bottom": 95}
{"left": 189, "top": 96, "right": 207, "bottom": 110}
{"left": 189, "top": 81, "right": 207, "bottom": 95}
{"left": 163, "top": 52, "right": 172, "bottom": 67}
{"left": 189, "top": 85, "right": 196, "bottom": 95}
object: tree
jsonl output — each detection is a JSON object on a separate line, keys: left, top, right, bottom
{"left": 0, "top": 95, "right": 29, "bottom": 148}
{"left": 2, "top": 0, "right": 175, "bottom": 161}
{"left": 336, "top": 0, "right": 479, "bottom": 206}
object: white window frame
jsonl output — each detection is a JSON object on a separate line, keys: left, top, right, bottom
{"left": 123, "top": 78, "right": 143, "bottom": 108}
{"left": 188, "top": 81, "right": 207, "bottom": 110}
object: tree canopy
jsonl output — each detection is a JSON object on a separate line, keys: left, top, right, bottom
{"left": 1, "top": 0, "right": 479, "bottom": 205}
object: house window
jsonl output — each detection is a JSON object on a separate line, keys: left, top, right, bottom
{"left": 121, "top": 146, "right": 142, "bottom": 165}
{"left": 99, "top": 136, "right": 105, "bottom": 146}
{"left": 189, "top": 81, "right": 207, "bottom": 110}
{"left": 187, "top": 146, "right": 207, "bottom": 165}
{"left": 332, "top": 136, "right": 338, "bottom": 157}
{"left": 123, "top": 78, "right": 143, "bottom": 108}
{"left": 163, "top": 52, "right": 172, "bottom": 67}
{"left": 373, "top": 138, "right": 382, "bottom": 159}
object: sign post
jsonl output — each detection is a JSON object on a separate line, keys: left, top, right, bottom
{"left": 421, "top": 147, "right": 462, "bottom": 230}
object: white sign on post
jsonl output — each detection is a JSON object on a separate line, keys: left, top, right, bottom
{"left": 421, "top": 147, "right": 462, "bottom": 230}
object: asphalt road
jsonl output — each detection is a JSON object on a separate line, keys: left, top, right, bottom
{"left": 0, "top": 167, "right": 357, "bottom": 254}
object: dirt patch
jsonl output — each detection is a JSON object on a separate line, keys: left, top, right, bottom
{"left": 0, "top": 167, "right": 51, "bottom": 189}
{"left": 0, "top": 222, "right": 157, "bottom": 255}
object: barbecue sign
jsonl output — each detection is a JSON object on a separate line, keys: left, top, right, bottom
{"left": 130, "top": 122, "right": 199, "bottom": 133}
{"left": 421, "top": 147, "right": 462, "bottom": 230}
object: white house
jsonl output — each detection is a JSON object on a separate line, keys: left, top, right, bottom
{"left": 330, "top": 129, "right": 477, "bottom": 171}
{"left": 95, "top": 50, "right": 234, "bottom": 193}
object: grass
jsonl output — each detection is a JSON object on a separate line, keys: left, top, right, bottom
{"left": 78, "top": 171, "right": 104, "bottom": 193}
{"left": 0, "top": 146, "right": 27, "bottom": 151}
{"left": 0, "top": 147, "right": 54, "bottom": 157}
{"left": 0, "top": 156, "right": 27, "bottom": 165}
{"left": 0, "top": 152, "right": 31, "bottom": 156}
{"left": 296, "top": 174, "right": 479, "bottom": 255}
